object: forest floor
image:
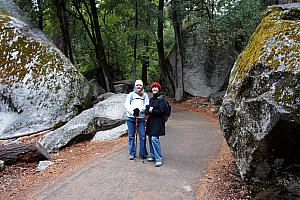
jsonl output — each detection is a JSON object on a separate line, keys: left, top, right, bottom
{"left": 0, "top": 96, "right": 251, "bottom": 200}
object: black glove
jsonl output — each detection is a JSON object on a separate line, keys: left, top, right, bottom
{"left": 146, "top": 105, "right": 150, "bottom": 111}
{"left": 133, "top": 108, "right": 140, "bottom": 117}
{"left": 145, "top": 105, "right": 150, "bottom": 115}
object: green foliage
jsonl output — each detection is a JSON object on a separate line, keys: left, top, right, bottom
{"left": 12, "top": 0, "right": 267, "bottom": 86}
{"left": 95, "top": 0, "right": 160, "bottom": 82}
{"left": 165, "top": 0, "right": 265, "bottom": 51}
{"left": 163, "top": 19, "right": 175, "bottom": 55}
{"left": 210, "top": 0, "right": 265, "bottom": 49}
{"left": 148, "top": 63, "right": 160, "bottom": 83}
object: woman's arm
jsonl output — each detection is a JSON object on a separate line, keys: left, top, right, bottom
{"left": 140, "top": 93, "right": 149, "bottom": 114}
{"left": 124, "top": 92, "right": 133, "bottom": 115}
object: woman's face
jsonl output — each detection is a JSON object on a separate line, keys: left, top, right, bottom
{"left": 136, "top": 84, "right": 143, "bottom": 93}
{"left": 151, "top": 86, "right": 159, "bottom": 94}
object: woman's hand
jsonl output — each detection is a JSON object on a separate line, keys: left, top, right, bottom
{"left": 149, "top": 107, "right": 153, "bottom": 113}
{"left": 145, "top": 105, "right": 153, "bottom": 114}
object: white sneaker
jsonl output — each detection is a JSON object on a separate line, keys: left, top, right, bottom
{"left": 129, "top": 155, "right": 135, "bottom": 160}
{"left": 155, "top": 161, "right": 163, "bottom": 167}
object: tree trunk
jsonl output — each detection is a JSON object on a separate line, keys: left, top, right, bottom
{"left": 37, "top": 0, "right": 43, "bottom": 31}
{"left": 55, "top": 0, "right": 74, "bottom": 63}
{"left": 142, "top": 39, "right": 149, "bottom": 86}
{"left": 73, "top": 0, "right": 114, "bottom": 92}
{"left": 0, "top": 143, "right": 50, "bottom": 165}
{"left": 89, "top": 0, "right": 115, "bottom": 92}
{"left": 172, "top": 0, "right": 184, "bottom": 101}
{"left": 133, "top": 0, "right": 138, "bottom": 81}
{"left": 142, "top": 2, "right": 150, "bottom": 86}
{"left": 211, "top": 0, "right": 214, "bottom": 20}
{"left": 72, "top": 2, "right": 104, "bottom": 88}
{"left": 157, "top": 0, "right": 175, "bottom": 96}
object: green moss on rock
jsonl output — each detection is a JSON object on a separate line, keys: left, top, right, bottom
{"left": 232, "top": 7, "right": 300, "bottom": 78}
{"left": 0, "top": 8, "right": 8, "bottom": 15}
{"left": 0, "top": 14, "right": 65, "bottom": 85}
{"left": 228, "top": 6, "right": 300, "bottom": 99}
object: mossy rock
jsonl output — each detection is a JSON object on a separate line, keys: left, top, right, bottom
{"left": 0, "top": 5, "right": 94, "bottom": 136}
{"left": 228, "top": 5, "right": 300, "bottom": 100}
{"left": 219, "top": 4, "right": 300, "bottom": 194}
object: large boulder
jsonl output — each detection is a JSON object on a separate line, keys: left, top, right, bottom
{"left": 114, "top": 84, "right": 131, "bottom": 94}
{"left": 92, "top": 124, "right": 127, "bottom": 141}
{"left": 0, "top": 0, "right": 94, "bottom": 137}
{"left": 89, "top": 79, "right": 105, "bottom": 97}
{"left": 219, "top": 3, "right": 300, "bottom": 190}
{"left": 168, "top": 24, "right": 237, "bottom": 97}
{"left": 40, "top": 94, "right": 127, "bottom": 152}
{"left": 113, "top": 80, "right": 134, "bottom": 94}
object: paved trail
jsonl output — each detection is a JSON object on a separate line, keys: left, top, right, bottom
{"left": 36, "top": 108, "right": 223, "bottom": 200}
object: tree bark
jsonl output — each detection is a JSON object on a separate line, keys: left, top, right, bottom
{"left": 73, "top": 0, "right": 114, "bottom": 92}
{"left": 211, "top": 0, "right": 214, "bottom": 20}
{"left": 89, "top": 0, "right": 114, "bottom": 92}
{"left": 171, "top": 0, "right": 184, "bottom": 101}
{"left": 141, "top": 39, "right": 149, "bottom": 86}
{"left": 36, "top": 0, "right": 43, "bottom": 31}
{"left": 55, "top": 0, "right": 74, "bottom": 63}
{"left": 133, "top": 0, "right": 138, "bottom": 81}
{"left": 142, "top": 1, "right": 150, "bottom": 86}
{"left": 157, "top": 0, "right": 175, "bottom": 96}
{"left": 0, "top": 143, "right": 50, "bottom": 165}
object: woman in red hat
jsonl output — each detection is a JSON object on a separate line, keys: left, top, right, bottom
{"left": 145, "top": 82, "right": 168, "bottom": 167}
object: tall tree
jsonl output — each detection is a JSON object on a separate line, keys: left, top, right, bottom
{"left": 36, "top": 0, "right": 43, "bottom": 30}
{"left": 157, "top": 0, "right": 175, "bottom": 96}
{"left": 73, "top": 0, "right": 114, "bottom": 92}
{"left": 55, "top": 0, "right": 74, "bottom": 63}
{"left": 133, "top": 0, "right": 138, "bottom": 81}
{"left": 171, "top": 0, "right": 184, "bottom": 101}
{"left": 141, "top": 4, "right": 150, "bottom": 85}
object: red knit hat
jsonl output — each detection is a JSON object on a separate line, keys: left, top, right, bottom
{"left": 150, "top": 82, "right": 161, "bottom": 91}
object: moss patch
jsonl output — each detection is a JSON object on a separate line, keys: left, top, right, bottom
{"left": 0, "top": 14, "right": 65, "bottom": 85}
{"left": 0, "top": 8, "right": 8, "bottom": 15}
{"left": 232, "top": 7, "right": 299, "bottom": 76}
{"left": 274, "top": 76, "right": 297, "bottom": 105}
{"left": 227, "top": 6, "right": 300, "bottom": 99}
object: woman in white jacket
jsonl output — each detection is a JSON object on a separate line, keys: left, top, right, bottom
{"left": 124, "top": 80, "right": 149, "bottom": 160}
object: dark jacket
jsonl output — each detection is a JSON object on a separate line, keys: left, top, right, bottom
{"left": 145, "top": 93, "right": 167, "bottom": 136}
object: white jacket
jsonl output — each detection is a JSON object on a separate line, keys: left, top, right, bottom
{"left": 124, "top": 92, "right": 149, "bottom": 119}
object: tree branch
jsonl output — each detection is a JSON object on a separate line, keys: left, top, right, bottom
{"left": 0, "top": 127, "right": 55, "bottom": 141}
{"left": 73, "top": 1, "right": 97, "bottom": 46}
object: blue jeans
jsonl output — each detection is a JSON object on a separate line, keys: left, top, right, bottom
{"left": 126, "top": 118, "right": 148, "bottom": 158}
{"left": 149, "top": 136, "right": 162, "bottom": 162}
